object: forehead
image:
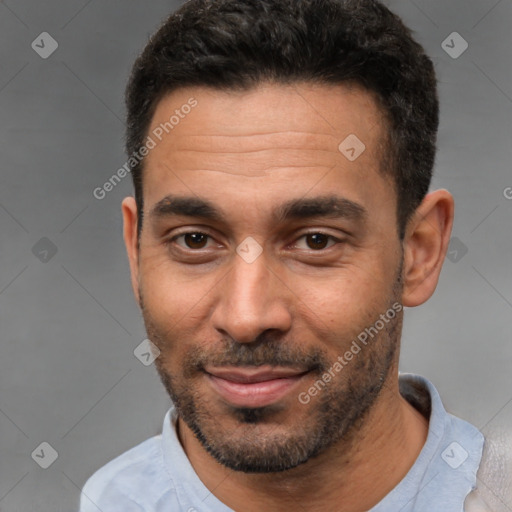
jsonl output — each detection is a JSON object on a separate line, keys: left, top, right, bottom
{"left": 141, "top": 82, "right": 394, "bottom": 225}
{"left": 147, "top": 81, "right": 386, "bottom": 146}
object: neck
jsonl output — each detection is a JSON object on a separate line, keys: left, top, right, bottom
{"left": 177, "top": 371, "right": 428, "bottom": 512}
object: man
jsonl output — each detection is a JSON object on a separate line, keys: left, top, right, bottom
{"left": 79, "top": 0, "right": 508, "bottom": 510}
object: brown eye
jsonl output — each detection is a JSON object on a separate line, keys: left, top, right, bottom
{"left": 305, "top": 233, "right": 331, "bottom": 250}
{"left": 293, "top": 232, "right": 339, "bottom": 251}
{"left": 171, "top": 232, "right": 211, "bottom": 250}
{"left": 183, "top": 233, "right": 208, "bottom": 249}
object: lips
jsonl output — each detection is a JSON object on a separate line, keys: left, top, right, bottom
{"left": 204, "top": 365, "right": 310, "bottom": 407}
{"left": 205, "top": 366, "right": 309, "bottom": 383}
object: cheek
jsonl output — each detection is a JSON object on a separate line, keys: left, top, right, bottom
{"left": 139, "top": 256, "right": 224, "bottom": 360}
{"left": 140, "top": 251, "right": 216, "bottom": 319}
{"left": 294, "top": 272, "right": 394, "bottom": 348}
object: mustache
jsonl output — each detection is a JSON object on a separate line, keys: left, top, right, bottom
{"left": 181, "top": 336, "right": 328, "bottom": 377}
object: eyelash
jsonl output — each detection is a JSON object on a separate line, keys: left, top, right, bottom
{"left": 165, "top": 230, "right": 343, "bottom": 253}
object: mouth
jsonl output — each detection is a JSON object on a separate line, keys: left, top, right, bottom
{"left": 204, "top": 365, "right": 311, "bottom": 408}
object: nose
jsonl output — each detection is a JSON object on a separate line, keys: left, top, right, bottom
{"left": 210, "top": 244, "right": 292, "bottom": 344}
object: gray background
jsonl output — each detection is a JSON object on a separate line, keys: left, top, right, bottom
{"left": 0, "top": 0, "right": 511, "bottom": 510}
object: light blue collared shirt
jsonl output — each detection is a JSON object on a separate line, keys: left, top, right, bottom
{"left": 80, "top": 374, "right": 484, "bottom": 512}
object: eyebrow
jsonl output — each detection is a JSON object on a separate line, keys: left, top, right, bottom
{"left": 149, "top": 194, "right": 367, "bottom": 225}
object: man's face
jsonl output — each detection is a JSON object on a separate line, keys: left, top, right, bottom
{"left": 133, "top": 83, "right": 405, "bottom": 473}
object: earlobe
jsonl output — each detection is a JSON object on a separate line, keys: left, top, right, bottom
{"left": 401, "top": 189, "right": 454, "bottom": 307}
{"left": 121, "top": 196, "right": 141, "bottom": 308}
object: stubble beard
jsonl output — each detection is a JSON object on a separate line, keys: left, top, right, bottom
{"left": 139, "top": 267, "right": 403, "bottom": 474}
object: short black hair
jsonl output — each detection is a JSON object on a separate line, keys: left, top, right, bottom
{"left": 125, "top": 0, "right": 439, "bottom": 240}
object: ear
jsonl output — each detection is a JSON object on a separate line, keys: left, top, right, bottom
{"left": 121, "top": 196, "right": 141, "bottom": 308}
{"left": 401, "top": 189, "right": 454, "bottom": 307}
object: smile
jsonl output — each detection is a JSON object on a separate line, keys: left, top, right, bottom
{"left": 204, "top": 366, "right": 311, "bottom": 408}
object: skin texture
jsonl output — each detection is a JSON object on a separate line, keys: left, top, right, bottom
{"left": 122, "top": 82, "right": 454, "bottom": 512}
